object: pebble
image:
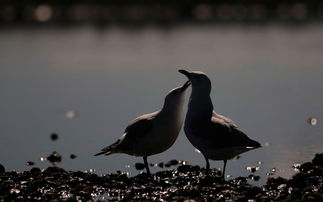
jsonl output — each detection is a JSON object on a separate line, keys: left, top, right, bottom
{"left": 0, "top": 164, "right": 5, "bottom": 173}
{"left": 0, "top": 153, "right": 322, "bottom": 201}
{"left": 50, "top": 133, "right": 59, "bottom": 141}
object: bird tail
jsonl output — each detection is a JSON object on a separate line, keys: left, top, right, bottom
{"left": 94, "top": 151, "right": 112, "bottom": 156}
{"left": 246, "top": 139, "right": 261, "bottom": 149}
{"left": 234, "top": 128, "right": 261, "bottom": 149}
{"left": 94, "top": 139, "right": 122, "bottom": 156}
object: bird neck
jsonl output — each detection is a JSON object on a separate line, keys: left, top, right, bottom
{"left": 187, "top": 93, "right": 213, "bottom": 121}
{"left": 161, "top": 101, "right": 184, "bottom": 115}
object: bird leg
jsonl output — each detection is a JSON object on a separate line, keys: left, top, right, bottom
{"left": 221, "top": 160, "right": 227, "bottom": 180}
{"left": 143, "top": 156, "right": 151, "bottom": 175}
{"left": 203, "top": 154, "right": 210, "bottom": 175}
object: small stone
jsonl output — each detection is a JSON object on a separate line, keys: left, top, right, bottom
{"left": 65, "top": 110, "right": 77, "bottom": 119}
{"left": 0, "top": 164, "right": 5, "bottom": 173}
{"left": 246, "top": 166, "right": 260, "bottom": 173}
{"left": 50, "top": 133, "right": 58, "bottom": 141}
{"left": 248, "top": 174, "right": 260, "bottom": 181}
{"left": 30, "top": 167, "right": 41, "bottom": 174}
{"left": 134, "top": 163, "right": 145, "bottom": 170}
{"left": 46, "top": 151, "right": 62, "bottom": 165}
{"left": 158, "top": 162, "right": 164, "bottom": 168}
{"left": 44, "top": 166, "right": 66, "bottom": 173}
{"left": 271, "top": 167, "right": 277, "bottom": 172}
{"left": 246, "top": 186, "right": 262, "bottom": 198}
{"left": 292, "top": 163, "right": 301, "bottom": 171}
{"left": 308, "top": 117, "right": 318, "bottom": 126}
{"left": 169, "top": 159, "right": 179, "bottom": 166}
{"left": 289, "top": 172, "right": 307, "bottom": 188}
{"left": 155, "top": 170, "right": 173, "bottom": 178}
{"left": 26, "top": 161, "right": 35, "bottom": 166}
{"left": 312, "top": 153, "right": 323, "bottom": 167}
{"left": 299, "top": 162, "right": 313, "bottom": 173}
{"left": 10, "top": 188, "right": 20, "bottom": 194}
{"left": 177, "top": 165, "right": 192, "bottom": 173}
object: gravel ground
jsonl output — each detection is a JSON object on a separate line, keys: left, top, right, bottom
{"left": 1, "top": 153, "right": 323, "bottom": 201}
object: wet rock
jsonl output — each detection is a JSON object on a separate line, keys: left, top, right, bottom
{"left": 312, "top": 153, "right": 323, "bottom": 167}
{"left": 134, "top": 163, "right": 145, "bottom": 171}
{"left": 246, "top": 166, "right": 259, "bottom": 173}
{"left": 26, "top": 161, "right": 35, "bottom": 166}
{"left": 275, "top": 190, "right": 288, "bottom": 200}
{"left": 266, "top": 177, "right": 287, "bottom": 189}
{"left": 0, "top": 164, "right": 5, "bottom": 173}
{"left": 44, "top": 166, "right": 66, "bottom": 174}
{"left": 30, "top": 167, "right": 41, "bottom": 174}
{"left": 303, "top": 191, "right": 323, "bottom": 201}
{"left": 46, "top": 151, "right": 62, "bottom": 165}
{"left": 177, "top": 165, "right": 192, "bottom": 173}
{"left": 133, "top": 172, "right": 151, "bottom": 181}
{"left": 158, "top": 162, "right": 164, "bottom": 168}
{"left": 1, "top": 153, "right": 323, "bottom": 201}
{"left": 290, "top": 188, "right": 302, "bottom": 200}
{"left": 168, "top": 159, "right": 179, "bottom": 166}
{"left": 198, "top": 175, "right": 222, "bottom": 186}
{"left": 299, "top": 162, "right": 313, "bottom": 173}
{"left": 248, "top": 174, "right": 260, "bottom": 181}
{"left": 246, "top": 186, "right": 263, "bottom": 198}
{"left": 50, "top": 133, "right": 59, "bottom": 141}
{"left": 155, "top": 170, "right": 173, "bottom": 178}
{"left": 85, "top": 173, "right": 101, "bottom": 183}
{"left": 288, "top": 172, "right": 308, "bottom": 188}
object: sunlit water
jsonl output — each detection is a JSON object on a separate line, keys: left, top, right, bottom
{"left": 0, "top": 24, "right": 322, "bottom": 185}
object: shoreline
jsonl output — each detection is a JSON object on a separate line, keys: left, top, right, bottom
{"left": 1, "top": 153, "right": 323, "bottom": 201}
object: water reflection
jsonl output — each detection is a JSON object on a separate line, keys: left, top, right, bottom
{"left": 0, "top": 24, "right": 322, "bottom": 185}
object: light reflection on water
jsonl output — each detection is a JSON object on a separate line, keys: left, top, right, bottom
{"left": 0, "top": 24, "right": 322, "bottom": 185}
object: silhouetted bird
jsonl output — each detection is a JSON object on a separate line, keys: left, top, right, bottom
{"left": 179, "top": 69, "right": 261, "bottom": 180}
{"left": 95, "top": 81, "right": 191, "bottom": 174}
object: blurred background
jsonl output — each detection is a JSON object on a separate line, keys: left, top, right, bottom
{"left": 1, "top": 0, "right": 323, "bottom": 184}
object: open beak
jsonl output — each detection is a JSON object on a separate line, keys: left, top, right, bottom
{"left": 180, "top": 80, "right": 191, "bottom": 92}
{"left": 178, "top": 69, "right": 191, "bottom": 79}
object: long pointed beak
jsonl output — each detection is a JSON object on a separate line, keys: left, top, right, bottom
{"left": 180, "top": 80, "right": 191, "bottom": 91}
{"left": 178, "top": 69, "right": 191, "bottom": 79}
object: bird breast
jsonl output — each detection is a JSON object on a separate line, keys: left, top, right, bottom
{"left": 144, "top": 110, "right": 184, "bottom": 154}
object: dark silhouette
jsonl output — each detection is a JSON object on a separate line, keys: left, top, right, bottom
{"left": 179, "top": 69, "right": 261, "bottom": 180}
{"left": 95, "top": 81, "right": 191, "bottom": 174}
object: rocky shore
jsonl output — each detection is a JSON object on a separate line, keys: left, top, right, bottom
{"left": 1, "top": 153, "right": 323, "bottom": 201}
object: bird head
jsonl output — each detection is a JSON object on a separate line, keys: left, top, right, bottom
{"left": 164, "top": 80, "right": 191, "bottom": 107}
{"left": 178, "top": 69, "right": 212, "bottom": 95}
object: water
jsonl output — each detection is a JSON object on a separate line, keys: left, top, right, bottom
{"left": 0, "top": 24, "right": 322, "bottom": 184}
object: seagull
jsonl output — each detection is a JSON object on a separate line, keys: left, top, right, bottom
{"left": 95, "top": 80, "right": 191, "bottom": 174}
{"left": 179, "top": 69, "right": 261, "bottom": 180}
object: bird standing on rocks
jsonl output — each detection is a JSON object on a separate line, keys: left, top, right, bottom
{"left": 95, "top": 80, "right": 191, "bottom": 174}
{"left": 179, "top": 69, "right": 261, "bottom": 180}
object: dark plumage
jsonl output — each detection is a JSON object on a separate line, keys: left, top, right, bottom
{"left": 179, "top": 69, "right": 261, "bottom": 179}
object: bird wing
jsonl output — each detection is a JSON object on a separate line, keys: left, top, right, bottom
{"left": 212, "top": 111, "right": 237, "bottom": 129}
{"left": 95, "top": 112, "right": 157, "bottom": 156}
{"left": 124, "top": 113, "right": 156, "bottom": 138}
{"left": 117, "top": 112, "right": 156, "bottom": 151}
{"left": 190, "top": 112, "right": 259, "bottom": 149}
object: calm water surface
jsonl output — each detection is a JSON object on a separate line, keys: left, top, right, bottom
{"left": 0, "top": 24, "right": 322, "bottom": 184}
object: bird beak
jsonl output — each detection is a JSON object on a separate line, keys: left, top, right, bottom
{"left": 178, "top": 69, "right": 191, "bottom": 79}
{"left": 180, "top": 80, "right": 191, "bottom": 91}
